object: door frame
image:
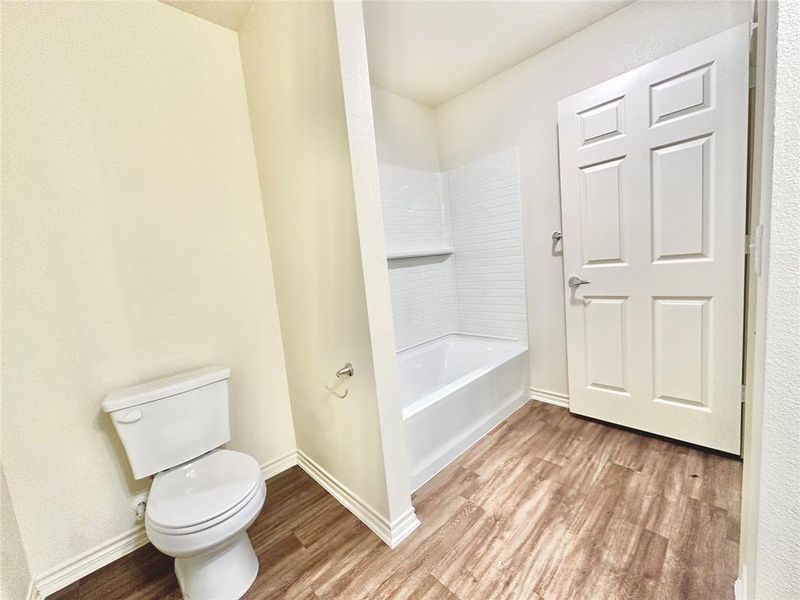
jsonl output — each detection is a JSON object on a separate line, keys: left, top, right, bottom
{"left": 735, "top": 0, "right": 795, "bottom": 598}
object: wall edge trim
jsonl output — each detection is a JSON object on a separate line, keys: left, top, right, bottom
{"left": 296, "top": 449, "right": 421, "bottom": 548}
{"left": 734, "top": 564, "right": 748, "bottom": 600}
{"left": 530, "top": 387, "right": 570, "bottom": 408}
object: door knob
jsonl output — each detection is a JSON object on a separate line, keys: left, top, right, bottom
{"left": 568, "top": 276, "right": 591, "bottom": 289}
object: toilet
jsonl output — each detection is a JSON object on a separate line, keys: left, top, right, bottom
{"left": 102, "top": 366, "right": 265, "bottom": 600}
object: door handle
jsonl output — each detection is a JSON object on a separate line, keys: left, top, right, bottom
{"left": 568, "top": 276, "right": 591, "bottom": 289}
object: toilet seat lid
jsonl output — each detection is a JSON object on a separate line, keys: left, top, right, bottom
{"left": 147, "top": 449, "right": 260, "bottom": 530}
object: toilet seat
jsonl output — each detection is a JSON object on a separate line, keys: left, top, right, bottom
{"left": 147, "top": 449, "right": 262, "bottom": 535}
{"left": 146, "top": 479, "right": 265, "bottom": 560}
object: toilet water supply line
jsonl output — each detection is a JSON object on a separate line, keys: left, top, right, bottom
{"left": 323, "top": 363, "right": 354, "bottom": 399}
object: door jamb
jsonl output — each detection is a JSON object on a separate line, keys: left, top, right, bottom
{"left": 736, "top": 0, "right": 778, "bottom": 597}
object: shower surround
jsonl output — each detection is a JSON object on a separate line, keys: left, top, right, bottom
{"left": 382, "top": 148, "right": 528, "bottom": 349}
{"left": 381, "top": 148, "right": 529, "bottom": 489}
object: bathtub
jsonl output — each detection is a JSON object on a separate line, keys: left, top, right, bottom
{"left": 398, "top": 333, "right": 529, "bottom": 491}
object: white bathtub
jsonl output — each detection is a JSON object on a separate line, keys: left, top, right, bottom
{"left": 398, "top": 334, "right": 529, "bottom": 491}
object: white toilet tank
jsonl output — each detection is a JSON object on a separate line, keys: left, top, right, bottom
{"left": 102, "top": 366, "right": 232, "bottom": 479}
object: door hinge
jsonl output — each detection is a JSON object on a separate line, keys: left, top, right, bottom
{"left": 741, "top": 385, "right": 747, "bottom": 404}
{"left": 744, "top": 233, "right": 751, "bottom": 254}
{"left": 749, "top": 65, "right": 757, "bottom": 89}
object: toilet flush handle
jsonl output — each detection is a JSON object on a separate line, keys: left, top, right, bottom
{"left": 116, "top": 409, "right": 142, "bottom": 424}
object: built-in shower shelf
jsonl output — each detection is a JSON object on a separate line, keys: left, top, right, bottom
{"left": 386, "top": 246, "right": 454, "bottom": 260}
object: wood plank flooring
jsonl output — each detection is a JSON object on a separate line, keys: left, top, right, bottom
{"left": 49, "top": 401, "right": 742, "bottom": 599}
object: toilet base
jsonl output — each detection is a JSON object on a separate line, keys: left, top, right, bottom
{"left": 174, "top": 533, "right": 259, "bottom": 599}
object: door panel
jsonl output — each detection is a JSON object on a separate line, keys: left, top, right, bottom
{"left": 650, "top": 63, "right": 713, "bottom": 125}
{"left": 557, "top": 23, "right": 749, "bottom": 453}
{"left": 580, "top": 158, "right": 625, "bottom": 265}
{"left": 651, "top": 136, "right": 711, "bottom": 261}
{"left": 653, "top": 297, "right": 711, "bottom": 408}
{"left": 579, "top": 97, "right": 625, "bottom": 145}
{"left": 584, "top": 297, "right": 629, "bottom": 394}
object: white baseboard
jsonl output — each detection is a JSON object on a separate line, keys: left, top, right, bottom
{"left": 387, "top": 507, "right": 422, "bottom": 547}
{"left": 30, "top": 525, "right": 149, "bottom": 599}
{"left": 530, "top": 387, "right": 569, "bottom": 408}
{"left": 260, "top": 449, "right": 298, "bottom": 481}
{"left": 28, "top": 451, "right": 297, "bottom": 599}
{"left": 296, "top": 449, "right": 420, "bottom": 548}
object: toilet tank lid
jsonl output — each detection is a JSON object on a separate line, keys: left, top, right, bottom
{"left": 102, "top": 366, "right": 231, "bottom": 413}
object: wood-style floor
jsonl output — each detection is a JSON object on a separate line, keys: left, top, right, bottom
{"left": 50, "top": 401, "right": 742, "bottom": 600}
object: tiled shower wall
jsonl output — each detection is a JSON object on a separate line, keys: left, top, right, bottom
{"left": 447, "top": 149, "right": 527, "bottom": 341}
{"left": 380, "top": 150, "right": 526, "bottom": 349}
{"left": 387, "top": 256, "right": 459, "bottom": 350}
{"left": 381, "top": 164, "right": 458, "bottom": 349}
{"left": 379, "top": 164, "right": 450, "bottom": 251}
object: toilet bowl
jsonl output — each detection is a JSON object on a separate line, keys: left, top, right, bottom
{"left": 102, "top": 366, "right": 266, "bottom": 599}
{"left": 145, "top": 450, "right": 266, "bottom": 599}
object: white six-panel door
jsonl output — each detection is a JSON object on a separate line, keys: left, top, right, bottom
{"left": 557, "top": 23, "right": 749, "bottom": 453}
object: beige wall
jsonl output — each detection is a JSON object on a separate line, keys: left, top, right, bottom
{"left": 1, "top": 0, "right": 295, "bottom": 578}
{"left": 1, "top": 468, "right": 31, "bottom": 600}
{"left": 334, "top": 0, "right": 418, "bottom": 526}
{"left": 434, "top": 0, "right": 753, "bottom": 398}
{"left": 237, "top": 1, "right": 399, "bottom": 520}
{"left": 371, "top": 86, "right": 440, "bottom": 170}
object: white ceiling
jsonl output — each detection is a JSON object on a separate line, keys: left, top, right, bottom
{"left": 364, "top": 0, "right": 634, "bottom": 107}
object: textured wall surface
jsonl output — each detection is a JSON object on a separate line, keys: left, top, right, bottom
{"left": 332, "top": 0, "right": 418, "bottom": 525}
{"left": 1, "top": 468, "right": 31, "bottom": 599}
{"left": 238, "top": 0, "right": 401, "bottom": 520}
{"left": 1, "top": 0, "right": 296, "bottom": 577}
{"left": 753, "top": 1, "right": 800, "bottom": 597}
{"left": 371, "top": 86, "right": 440, "bottom": 171}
